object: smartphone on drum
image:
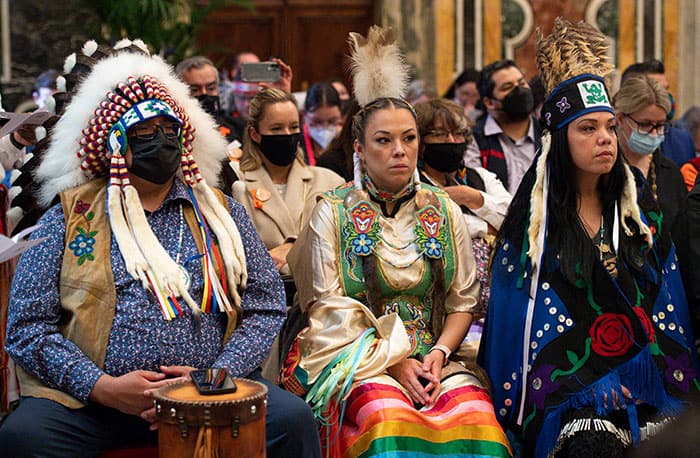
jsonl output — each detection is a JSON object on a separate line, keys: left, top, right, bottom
{"left": 240, "top": 61, "right": 281, "bottom": 83}
{"left": 190, "top": 368, "right": 238, "bottom": 395}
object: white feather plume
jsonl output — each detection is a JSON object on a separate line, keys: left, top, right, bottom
{"left": 45, "top": 95, "right": 56, "bottom": 114}
{"left": 527, "top": 131, "right": 551, "bottom": 266}
{"left": 348, "top": 26, "right": 410, "bottom": 106}
{"left": 621, "top": 163, "right": 653, "bottom": 245}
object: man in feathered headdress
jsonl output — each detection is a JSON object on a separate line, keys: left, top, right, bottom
{"left": 0, "top": 40, "right": 320, "bottom": 457}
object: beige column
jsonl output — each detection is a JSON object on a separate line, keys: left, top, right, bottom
{"left": 678, "top": 0, "right": 700, "bottom": 114}
{"left": 434, "top": 0, "right": 455, "bottom": 95}
{"left": 378, "top": 0, "right": 457, "bottom": 97}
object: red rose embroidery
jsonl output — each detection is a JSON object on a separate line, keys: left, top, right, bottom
{"left": 633, "top": 307, "right": 655, "bottom": 343}
{"left": 589, "top": 313, "right": 634, "bottom": 357}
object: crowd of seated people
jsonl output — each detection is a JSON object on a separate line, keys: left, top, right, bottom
{"left": 0, "top": 20, "right": 699, "bottom": 457}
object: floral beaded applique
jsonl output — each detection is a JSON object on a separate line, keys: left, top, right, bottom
{"left": 68, "top": 199, "right": 98, "bottom": 265}
{"left": 344, "top": 200, "right": 380, "bottom": 257}
{"left": 415, "top": 205, "right": 447, "bottom": 259}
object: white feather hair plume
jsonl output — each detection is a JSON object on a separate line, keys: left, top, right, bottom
{"left": 348, "top": 26, "right": 410, "bottom": 106}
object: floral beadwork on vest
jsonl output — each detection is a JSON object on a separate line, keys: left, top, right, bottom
{"left": 68, "top": 199, "right": 98, "bottom": 265}
{"left": 415, "top": 205, "right": 447, "bottom": 259}
{"left": 346, "top": 200, "right": 380, "bottom": 257}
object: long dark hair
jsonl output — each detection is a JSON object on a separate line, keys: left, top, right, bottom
{"left": 501, "top": 128, "right": 646, "bottom": 284}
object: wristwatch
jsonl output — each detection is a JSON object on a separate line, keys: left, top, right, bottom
{"left": 430, "top": 343, "right": 452, "bottom": 362}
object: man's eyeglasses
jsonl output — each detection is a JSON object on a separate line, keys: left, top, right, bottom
{"left": 626, "top": 115, "right": 667, "bottom": 136}
{"left": 424, "top": 129, "right": 469, "bottom": 142}
{"left": 128, "top": 122, "right": 182, "bottom": 141}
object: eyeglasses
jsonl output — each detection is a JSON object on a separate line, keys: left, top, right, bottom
{"left": 128, "top": 122, "right": 182, "bottom": 140}
{"left": 424, "top": 129, "right": 468, "bottom": 142}
{"left": 626, "top": 115, "right": 667, "bottom": 135}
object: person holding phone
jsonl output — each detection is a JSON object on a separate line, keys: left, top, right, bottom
{"left": 0, "top": 41, "right": 321, "bottom": 458}
{"left": 232, "top": 58, "right": 293, "bottom": 123}
{"left": 280, "top": 26, "right": 511, "bottom": 457}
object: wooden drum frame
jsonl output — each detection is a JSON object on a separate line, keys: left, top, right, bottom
{"left": 154, "top": 378, "right": 267, "bottom": 458}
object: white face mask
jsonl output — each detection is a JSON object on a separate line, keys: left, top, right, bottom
{"left": 307, "top": 125, "right": 337, "bottom": 149}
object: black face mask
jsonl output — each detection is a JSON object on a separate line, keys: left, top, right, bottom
{"left": 128, "top": 130, "right": 182, "bottom": 184}
{"left": 422, "top": 142, "right": 466, "bottom": 173}
{"left": 495, "top": 86, "right": 534, "bottom": 121}
{"left": 196, "top": 94, "right": 220, "bottom": 116}
{"left": 258, "top": 133, "right": 300, "bottom": 166}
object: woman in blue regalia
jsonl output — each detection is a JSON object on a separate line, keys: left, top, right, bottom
{"left": 479, "top": 18, "right": 700, "bottom": 457}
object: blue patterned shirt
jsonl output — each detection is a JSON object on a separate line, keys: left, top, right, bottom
{"left": 7, "top": 179, "right": 286, "bottom": 403}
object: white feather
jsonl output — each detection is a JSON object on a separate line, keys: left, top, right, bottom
{"left": 621, "top": 163, "right": 653, "bottom": 245}
{"left": 45, "top": 95, "right": 56, "bottom": 114}
{"left": 113, "top": 39, "right": 132, "bottom": 50}
{"left": 527, "top": 131, "right": 551, "bottom": 266}
{"left": 56, "top": 76, "right": 67, "bottom": 93}
{"left": 107, "top": 185, "right": 149, "bottom": 286}
{"left": 63, "top": 53, "right": 76, "bottom": 74}
{"left": 6, "top": 207, "right": 24, "bottom": 231}
{"left": 82, "top": 40, "right": 98, "bottom": 57}
{"left": 131, "top": 39, "right": 150, "bottom": 55}
{"left": 34, "top": 126, "right": 46, "bottom": 142}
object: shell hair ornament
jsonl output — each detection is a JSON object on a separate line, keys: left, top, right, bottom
{"left": 36, "top": 40, "right": 248, "bottom": 324}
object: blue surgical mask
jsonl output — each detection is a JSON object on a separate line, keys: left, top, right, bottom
{"left": 627, "top": 129, "right": 664, "bottom": 155}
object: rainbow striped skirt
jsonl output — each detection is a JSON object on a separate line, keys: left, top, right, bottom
{"left": 323, "top": 373, "right": 512, "bottom": 457}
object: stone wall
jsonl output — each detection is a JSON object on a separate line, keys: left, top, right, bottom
{"left": 1, "top": 0, "right": 99, "bottom": 111}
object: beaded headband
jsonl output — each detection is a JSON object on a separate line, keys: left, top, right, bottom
{"left": 541, "top": 74, "right": 614, "bottom": 131}
{"left": 107, "top": 98, "right": 181, "bottom": 156}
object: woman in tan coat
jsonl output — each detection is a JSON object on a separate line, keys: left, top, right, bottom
{"left": 233, "top": 88, "right": 344, "bottom": 276}
{"left": 233, "top": 88, "right": 344, "bottom": 379}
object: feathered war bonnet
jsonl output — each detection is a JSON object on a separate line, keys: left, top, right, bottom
{"left": 514, "top": 18, "right": 653, "bottom": 426}
{"left": 36, "top": 40, "right": 247, "bottom": 325}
